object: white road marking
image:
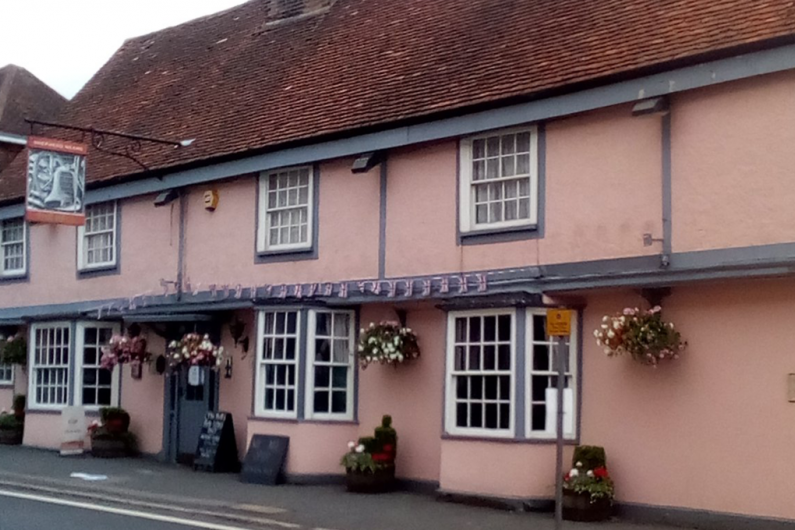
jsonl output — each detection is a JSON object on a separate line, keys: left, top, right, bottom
{"left": 0, "top": 488, "right": 300, "bottom": 530}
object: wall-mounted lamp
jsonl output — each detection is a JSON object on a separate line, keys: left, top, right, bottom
{"left": 351, "top": 151, "right": 385, "bottom": 174}
{"left": 225, "top": 358, "right": 233, "bottom": 379}
{"left": 229, "top": 317, "right": 250, "bottom": 357}
{"left": 632, "top": 97, "right": 669, "bottom": 117}
{"left": 154, "top": 189, "right": 179, "bottom": 207}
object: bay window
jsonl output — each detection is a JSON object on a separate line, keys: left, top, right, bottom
{"left": 256, "top": 309, "right": 301, "bottom": 418}
{"left": 29, "top": 323, "right": 71, "bottom": 409}
{"left": 75, "top": 322, "right": 120, "bottom": 408}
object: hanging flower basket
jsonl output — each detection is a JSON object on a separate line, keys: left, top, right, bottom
{"left": 100, "top": 335, "right": 150, "bottom": 370}
{"left": 357, "top": 322, "right": 420, "bottom": 369}
{"left": 0, "top": 335, "right": 27, "bottom": 367}
{"left": 594, "top": 306, "right": 686, "bottom": 368}
{"left": 167, "top": 333, "right": 224, "bottom": 370}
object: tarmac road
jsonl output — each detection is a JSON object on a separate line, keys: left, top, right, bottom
{"left": 0, "top": 490, "right": 265, "bottom": 530}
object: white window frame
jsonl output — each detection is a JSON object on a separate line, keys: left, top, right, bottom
{"left": 525, "top": 310, "right": 579, "bottom": 440}
{"left": 304, "top": 309, "right": 356, "bottom": 421}
{"left": 459, "top": 126, "right": 539, "bottom": 234}
{"left": 74, "top": 322, "right": 121, "bottom": 410}
{"left": 445, "top": 308, "right": 517, "bottom": 439}
{"left": 28, "top": 322, "right": 72, "bottom": 410}
{"left": 0, "top": 364, "right": 13, "bottom": 385}
{"left": 256, "top": 166, "right": 314, "bottom": 253}
{"left": 77, "top": 201, "right": 118, "bottom": 271}
{"left": 255, "top": 309, "right": 302, "bottom": 419}
{"left": 1, "top": 218, "right": 26, "bottom": 277}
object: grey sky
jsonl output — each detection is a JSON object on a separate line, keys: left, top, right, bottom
{"left": 0, "top": 0, "right": 249, "bottom": 99}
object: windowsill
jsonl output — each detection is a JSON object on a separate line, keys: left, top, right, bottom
{"left": 442, "top": 433, "right": 579, "bottom": 445}
{"left": 255, "top": 246, "right": 317, "bottom": 264}
{"left": 77, "top": 263, "right": 119, "bottom": 279}
{"left": 26, "top": 408, "right": 65, "bottom": 415}
{"left": 0, "top": 383, "right": 14, "bottom": 388}
{"left": 459, "top": 224, "right": 541, "bottom": 246}
{"left": 0, "top": 272, "right": 28, "bottom": 283}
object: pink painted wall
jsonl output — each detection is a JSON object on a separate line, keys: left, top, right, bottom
{"left": 579, "top": 280, "right": 795, "bottom": 520}
{"left": 384, "top": 106, "right": 662, "bottom": 278}
{"left": 0, "top": 194, "right": 179, "bottom": 308}
{"left": 182, "top": 158, "right": 380, "bottom": 288}
{"left": 218, "top": 310, "right": 256, "bottom": 460}
{"left": 673, "top": 69, "right": 795, "bottom": 253}
{"left": 23, "top": 413, "right": 61, "bottom": 449}
{"left": 119, "top": 326, "right": 166, "bottom": 456}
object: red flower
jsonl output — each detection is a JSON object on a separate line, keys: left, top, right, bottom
{"left": 593, "top": 466, "right": 609, "bottom": 479}
{"left": 563, "top": 473, "right": 570, "bottom": 482}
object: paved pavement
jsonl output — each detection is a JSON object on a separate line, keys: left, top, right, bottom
{"left": 0, "top": 446, "right": 686, "bottom": 530}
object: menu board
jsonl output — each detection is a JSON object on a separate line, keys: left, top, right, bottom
{"left": 241, "top": 435, "right": 289, "bottom": 485}
{"left": 193, "top": 411, "right": 239, "bottom": 473}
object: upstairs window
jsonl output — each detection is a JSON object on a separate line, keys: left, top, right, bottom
{"left": 257, "top": 167, "right": 313, "bottom": 253}
{"left": 1, "top": 218, "right": 26, "bottom": 277}
{"left": 78, "top": 202, "right": 118, "bottom": 271}
{"left": 459, "top": 127, "right": 538, "bottom": 234}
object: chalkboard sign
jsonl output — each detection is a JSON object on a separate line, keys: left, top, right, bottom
{"left": 193, "top": 411, "right": 239, "bottom": 473}
{"left": 241, "top": 435, "right": 289, "bottom": 485}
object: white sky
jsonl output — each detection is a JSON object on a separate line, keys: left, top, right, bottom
{"left": 0, "top": 0, "right": 249, "bottom": 99}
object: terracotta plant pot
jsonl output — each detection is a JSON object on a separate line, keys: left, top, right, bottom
{"left": 562, "top": 489, "right": 612, "bottom": 522}
{"left": 0, "top": 427, "right": 23, "bottom": 446}
{"left": 345, "top": 465, "right": 395, "bottom": 494}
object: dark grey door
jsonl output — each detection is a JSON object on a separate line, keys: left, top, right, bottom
{"left": 175, "top": 365, "right": 216, "bottom": 465}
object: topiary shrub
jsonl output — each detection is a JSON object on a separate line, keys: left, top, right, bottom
{"left": 573, "top": 445, "right": 607, "bottom": 471}
{"left": 374, "top": 415, "right": 397, "bottom": 452}
{"left": 357, "top": 436, "right": 379, "bottom": 454}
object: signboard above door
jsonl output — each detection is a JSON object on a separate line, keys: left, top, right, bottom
{"left": 25, "top": 136, "right": 87, "bottom": 226}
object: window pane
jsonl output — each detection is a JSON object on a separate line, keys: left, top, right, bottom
{"left": 315, "top": 339, "right": 331, "bottom": 362}
{"left": 314, "top": 391, "right": 329, "bottom": 413}
{"left": 331, "top": 391, "right": 346, "bottom": 413}
{"left": 315, "top": 366, "right": 330, "bottom": 388}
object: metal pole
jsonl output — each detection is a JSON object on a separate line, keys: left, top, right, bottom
{"left": 554, "top": 336, "right": 566, "bottom": 529}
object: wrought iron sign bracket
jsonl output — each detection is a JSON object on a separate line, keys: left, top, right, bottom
{"left": 26, "top": 119, "right": 195, "bottom": 172}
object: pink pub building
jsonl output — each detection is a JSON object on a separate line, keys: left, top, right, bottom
{"left": 2, "top": 1, "right": 795, "bottom": 527}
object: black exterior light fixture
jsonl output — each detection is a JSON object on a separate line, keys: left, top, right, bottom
{"left": 154, "top": 189, "right": 179, "bottom": 207}
{"left": 631, "top": 96, "right": 670, "bottom": 117}
{"left": 351, "top": 151, "right": 385, "bottom": 174}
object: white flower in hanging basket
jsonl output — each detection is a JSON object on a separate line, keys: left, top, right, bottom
{"left": 357, "top": 321, "right": 420, "bottom": 369}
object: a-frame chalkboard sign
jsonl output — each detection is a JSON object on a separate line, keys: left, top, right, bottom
{"left": 193, "top": 411, "right": 239, "bottom": 473}
{"left": 241, "top": 435, "right": 289, "bottom": 485}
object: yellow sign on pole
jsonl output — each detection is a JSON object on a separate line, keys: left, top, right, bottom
{"left": 546, "top": 309, "right": 572, "bottom": 337}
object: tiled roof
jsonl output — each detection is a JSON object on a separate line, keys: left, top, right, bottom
{"left": 0, "top": 64, "right": 66, "bottom": 136}
{"left": 3, "top": 0, "right": 795, "bottom": 203}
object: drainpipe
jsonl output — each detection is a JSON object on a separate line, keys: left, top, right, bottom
{"left": 177, "top": 190, "right": 187, "bottom": 302}
{"left": 661, "top": 110, "right": 672, "bottom": 268}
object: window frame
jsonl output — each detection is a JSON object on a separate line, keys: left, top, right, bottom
{"left": 28, "top": 322, "right": 72, "bottom": 411}
{"left": 0, "top": 217, "right": 26, "bottom": 278}
{"left": 0, "top": 364, "right": 13, "bottom": 386}
{"left": 74, "top": 322, "right": 121, "bottom": 410}
{"left": 525, "top": 310, "right": 579, "bottom": 441}
{"left": 256, "top": 166, "right": 315, "bottom": 254}
{"left": 459, "top": 126, "right": 539, "bottom": 234}
{"left": 254, "top": 309, "right": 303, "bottom": 419}
{"left": 444, "top": 308, "right": 517, "bottom": 439}
{"left": 77, "top": 201, "right": 118, "bottom": 272}
{"left": 304, "top": 309, "right": 356, "bottom": 422}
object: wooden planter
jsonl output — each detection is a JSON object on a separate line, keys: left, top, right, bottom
{"left": 91, "top": 437, "right": 128, "bottom": 458}
{"left": 0, "top": 427, "right": 23, "bottom": 446}
{"left": 562, "top": 489, "right": 612, "bottom": 522}
{"left": 345, "top": 465, "right": 395, "bottom": 494}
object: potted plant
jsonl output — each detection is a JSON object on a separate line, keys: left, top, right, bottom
{"left": 562, "top": 446, "right": 615, "bottom": 522}
{"left": 89, "top": 407, "right": 137, "bottom": 458}
{"left": 12, "top": 394, "right": 25, "bottom": 421}
{"left": 341, "top": 415, "right": 397, "bottom": 493}
{"left": 357, "top": 322, "right": 420, "bottom": 369}
{"left": 594, "top": 306, "right": 687, "bottom": 368}
{"left": 0, "top": 411, "right": 23, "bottom": 445}
{"left": 1, "top": 335, "right": 27, "bottom": 367}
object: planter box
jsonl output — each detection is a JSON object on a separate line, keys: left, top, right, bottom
{"left": 0, "top": 428, "right": 23, "bottom": 446}
{"left": 562, "top": 489, "right": 612, "bottom": 522}
{"left": 91, "top": 437, "right": 129, "bottom": 458}
{"left": 345, "top": 466, "right": 395, "bottom": 494}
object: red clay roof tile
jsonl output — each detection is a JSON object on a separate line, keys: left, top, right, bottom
{"left": 2, "top": 0, "right": 795, "bottom": 202}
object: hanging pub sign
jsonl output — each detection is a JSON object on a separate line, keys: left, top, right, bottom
{"left": 26, "top": 136, "right": 88, "bottom": 226}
